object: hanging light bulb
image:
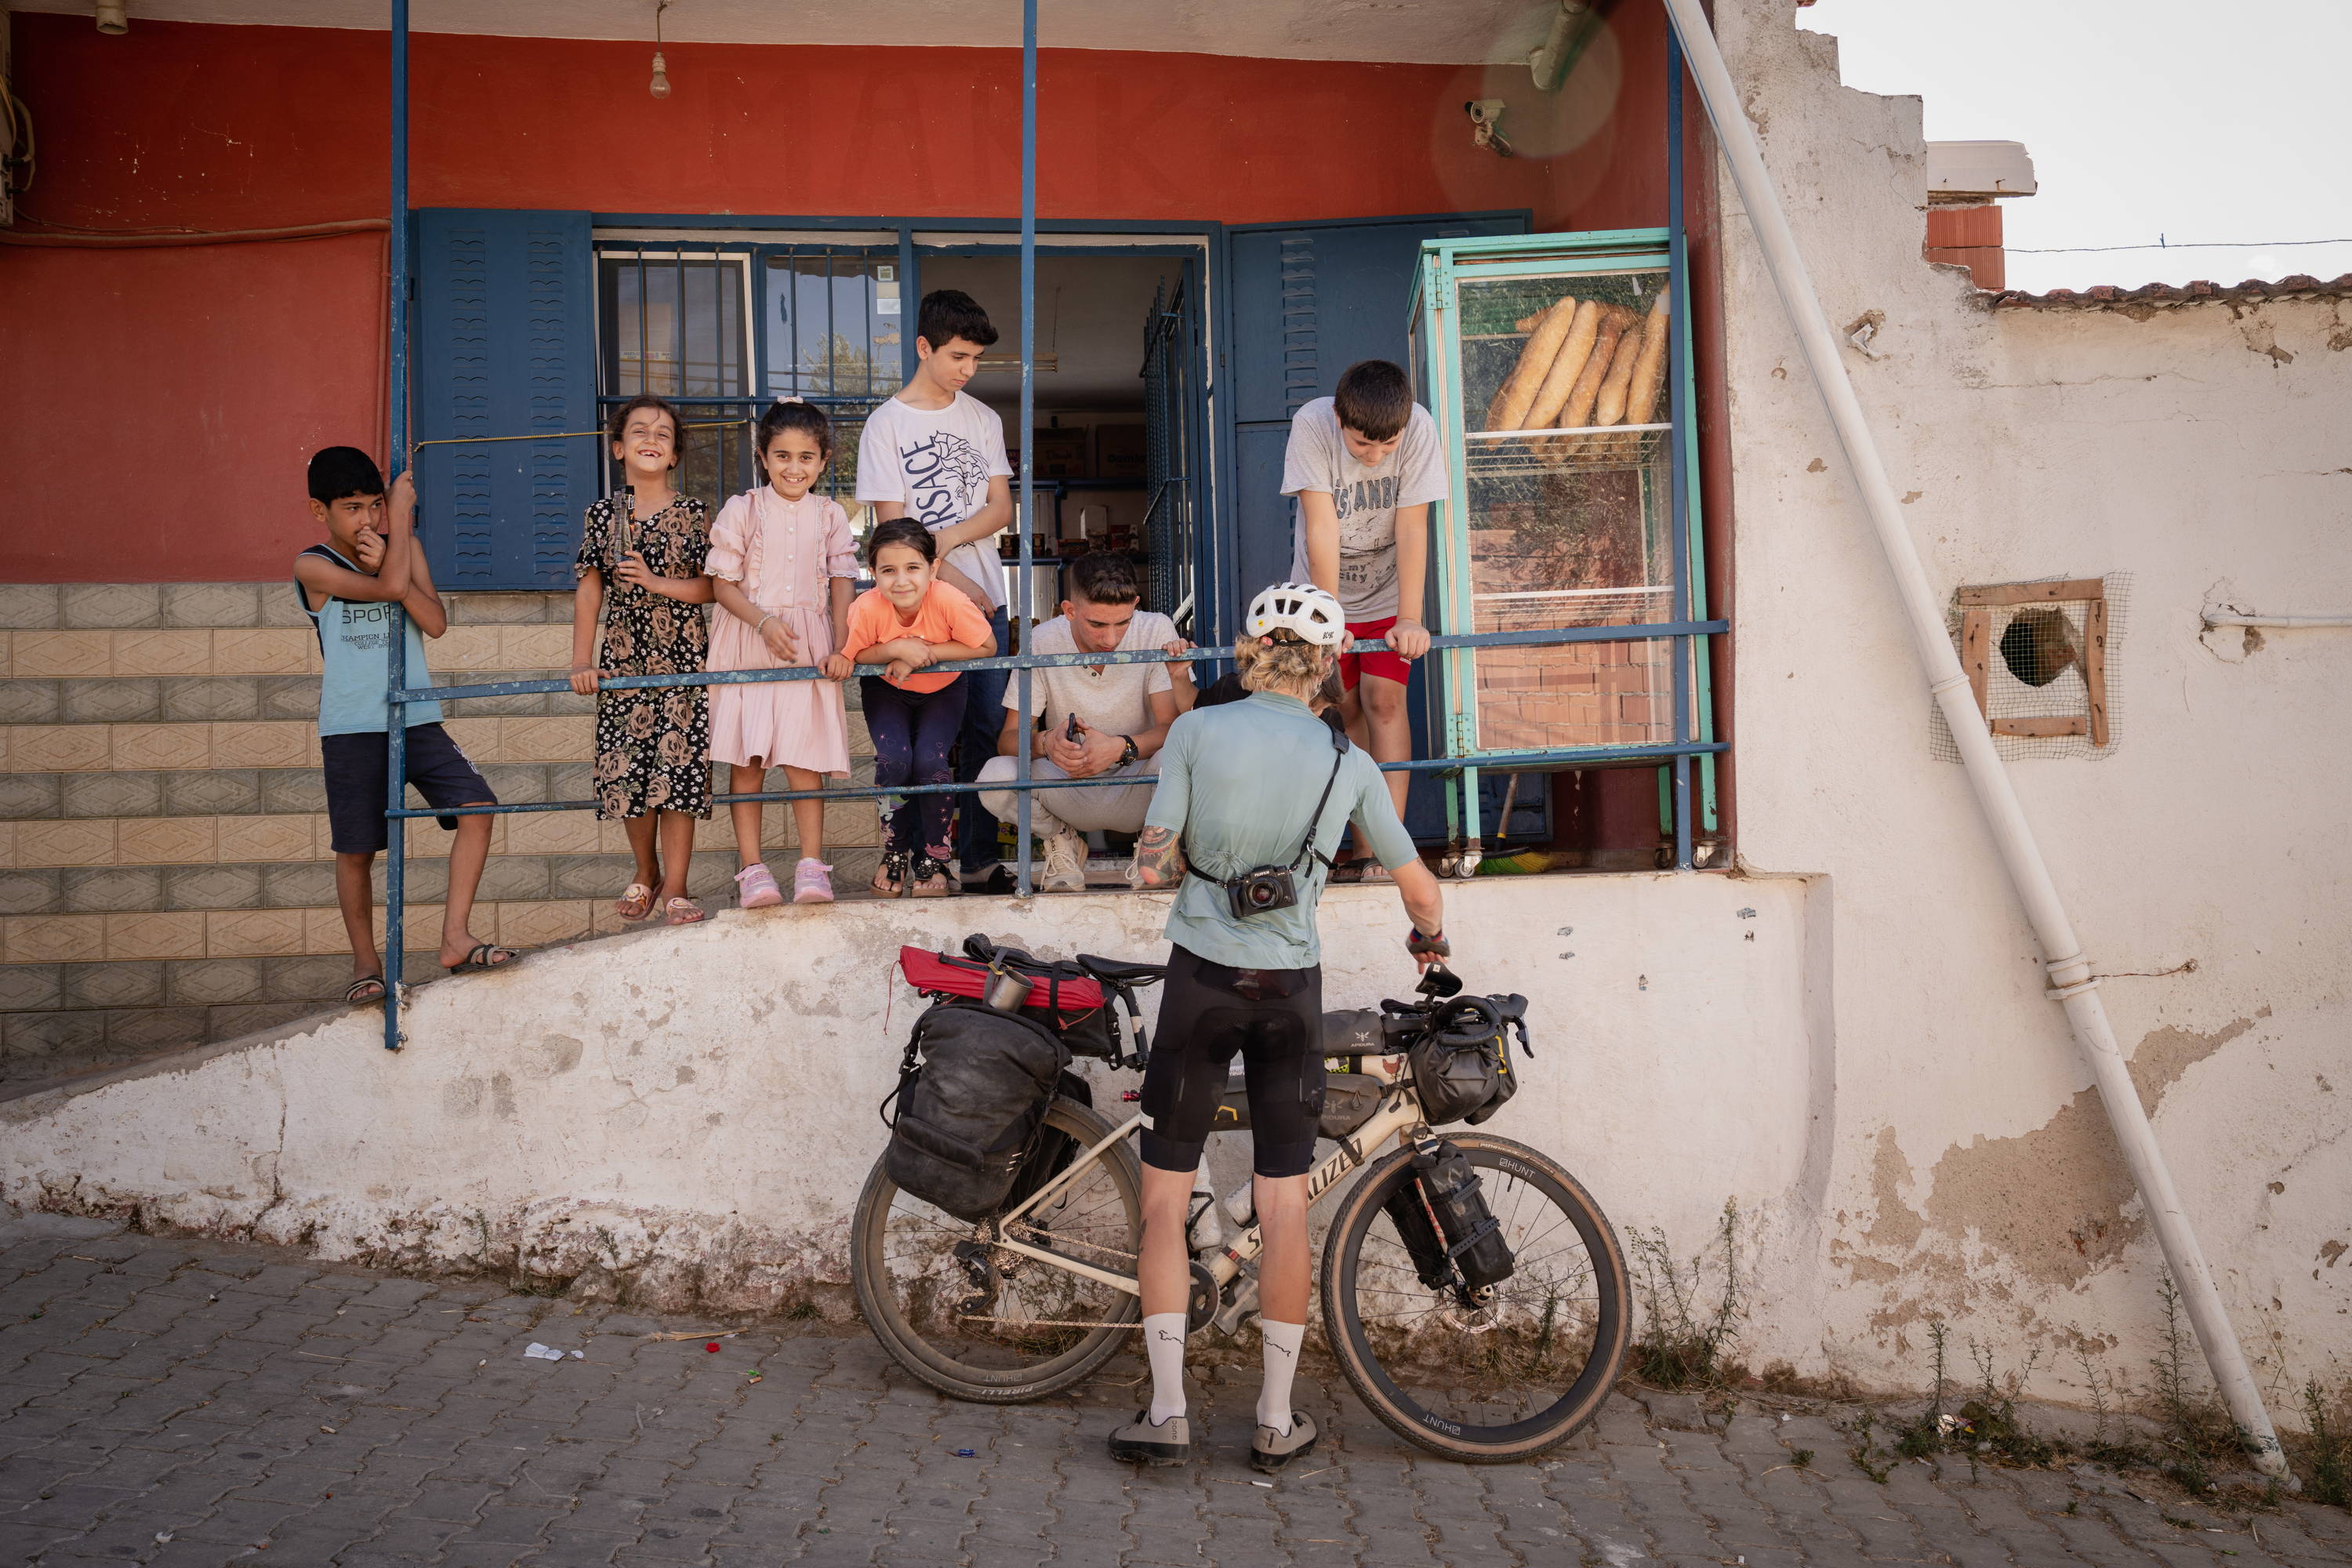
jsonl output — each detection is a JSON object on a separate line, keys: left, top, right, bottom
{"left": 648, "top": 1, "right": 672, "bottom": 100}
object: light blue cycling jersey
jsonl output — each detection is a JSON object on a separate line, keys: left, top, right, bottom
{"left": 1142, "top": 690, "right": 1416, "bottom": 970}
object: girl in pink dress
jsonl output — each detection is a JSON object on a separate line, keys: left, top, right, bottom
{"left": 706, "top": 401, "right": 858, "bottom": 906}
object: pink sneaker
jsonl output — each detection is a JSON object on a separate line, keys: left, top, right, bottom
{"left": 792, "top": 858, "right": 835, "bottom": 904}
{"left": 734, "top": 863, "right": 784, "bottom": 909}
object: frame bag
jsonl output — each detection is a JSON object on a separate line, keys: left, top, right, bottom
{"left": 883, "top": 1001, "right": 1072, "bottom": 1222}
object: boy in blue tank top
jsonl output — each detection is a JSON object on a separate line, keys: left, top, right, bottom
{"left": 296, "top": 448, "right": 518, "bottom": 1005}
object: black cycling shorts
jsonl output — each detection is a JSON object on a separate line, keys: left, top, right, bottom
{"left": 1138, "top": 944, "right": 1324, "bottom": 1180}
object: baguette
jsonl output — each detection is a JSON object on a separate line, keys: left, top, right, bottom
{"left": 1624, "top": 286, "right": 1672, "bottom": 426}
{"left": 1592, "top": 318, "right": 1646, "bottom": 427}
{"left": 1513, "top": 309, "right": 1545, "bottom": 332}
{"left": 1484, "top": 297, "right": 1577, "bottom": 431}
{"left": 1544, "top": 305, "right": 1632, "bottom": 463}
{"left": 1519, "top": 299, "right": 1602, "bottom": 434}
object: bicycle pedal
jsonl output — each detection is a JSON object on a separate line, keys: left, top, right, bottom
{"left": 1209, "top": 1275, "right": 1260, "bottom": 1337}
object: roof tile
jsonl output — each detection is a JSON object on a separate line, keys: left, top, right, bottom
{"left": 1991, "top": 273, "right": 2352, "bottom": 311}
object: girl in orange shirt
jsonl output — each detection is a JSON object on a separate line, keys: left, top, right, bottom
{"left": 839, "top": 519, "right": 996, "bottom": 895}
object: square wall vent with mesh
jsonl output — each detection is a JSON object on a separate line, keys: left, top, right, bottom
{"left": 1931, "top": 574, "right": 2127, "bottom": 761}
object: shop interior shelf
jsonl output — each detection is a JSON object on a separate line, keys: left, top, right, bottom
{"left": 1461, "top": 422, "right": 1668, "bottom": 481}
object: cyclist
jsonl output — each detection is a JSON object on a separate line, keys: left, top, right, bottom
{"left": 1113, "top": 582, "right": 1449, "bottom": 1472}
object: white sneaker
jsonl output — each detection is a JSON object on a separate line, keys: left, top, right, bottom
{"left": 1040, "top": 821, "right": 1087, "bottom": 893}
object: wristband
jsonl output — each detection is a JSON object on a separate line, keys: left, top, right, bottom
{"left": 757, "top": 613, "right": 776, "bottom": 634}
{"left": 1406, "top": 927, "right": 1450, "bottom": 958}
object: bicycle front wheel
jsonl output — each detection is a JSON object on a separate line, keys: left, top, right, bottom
{"left": 851, "top": 1095, "right": 1144, "bottom": 1403}
{"left": 1321, "top": 1131, "right": 1630, "bottom": 1461}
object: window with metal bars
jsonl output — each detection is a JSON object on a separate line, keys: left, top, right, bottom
{"left": 594, "top": 239, "right": 902, "bottom": 519}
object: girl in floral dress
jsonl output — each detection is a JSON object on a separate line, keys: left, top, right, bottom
{"left": 568, "top": 394, "right": 717, "bottom": 925}
{"left": 706, "top": 400, "right": 858, "bottom": 907}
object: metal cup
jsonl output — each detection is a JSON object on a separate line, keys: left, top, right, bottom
{"left": 983, "top": 964, "right": 1033, "bottom": 1012}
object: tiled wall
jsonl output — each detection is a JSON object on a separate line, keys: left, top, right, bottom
{"left": 0, "top": 584, "right": 881, "bottom": 1084}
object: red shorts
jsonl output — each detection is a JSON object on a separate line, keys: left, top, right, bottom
{"left": 1341, "top": 616, "right": 1411, "bottom": 690}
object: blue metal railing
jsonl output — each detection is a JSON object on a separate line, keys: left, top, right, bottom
{"left": 373, "top": 622, "right": 1725, "bottom": 1047}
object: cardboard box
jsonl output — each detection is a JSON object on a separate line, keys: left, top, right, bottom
{"left": 1032, "top": 427, "right": 1088, "bottom": 480}
{"left": 1095, "top": 423, "right": 1147, "bottom": 481}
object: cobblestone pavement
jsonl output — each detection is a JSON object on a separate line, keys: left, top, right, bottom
{"left": 4, "top": 1213, "right": 2348, "bottom": 1568}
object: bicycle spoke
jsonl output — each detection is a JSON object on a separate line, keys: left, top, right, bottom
{"left": 1330, "top": 1135, "right": 1624, "bottom": 1454}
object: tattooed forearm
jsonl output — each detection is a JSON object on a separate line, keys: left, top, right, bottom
{"left": 1130, "top": 826, "right": 1185, "bottom": 888}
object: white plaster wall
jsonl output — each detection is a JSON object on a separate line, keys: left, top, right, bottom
{"left": 1711, "top": 0, "right": 2352, "bottom": 1404}
{"left": 6, "top": 0, "right": 2345, "bottom": 1417}
{"left": 1, "top": 875, "right": 1816, "bottom": 1319}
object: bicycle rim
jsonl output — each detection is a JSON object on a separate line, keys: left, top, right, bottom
{"left": 1322, "top": 1131, "right": 1630, "bottom": 1461}
{"left": 851, "top": 1096, "right": 1144, "bottom": 1402}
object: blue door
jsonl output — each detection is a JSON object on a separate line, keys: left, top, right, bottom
{"left": 1221, "top": 211, "right": 1529, "bottom": 840}
{"left": 1221, "top": 212, "right": 1527, "bottom": 626}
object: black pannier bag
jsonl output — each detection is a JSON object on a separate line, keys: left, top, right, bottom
{"left": 1406, "top": 994, "right": 1530, "bottom": 1127}
{"left": 1394, "top": 1142, "right": 1515, "bottom": 1293}
{"left": 884, "top": 1002, "right": 1071, "bottom": 1222}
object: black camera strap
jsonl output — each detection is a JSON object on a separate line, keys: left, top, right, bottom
{"left": 1287, "top": 721, "right": 1352, "bottom": 876}
{"left": 1183, "top": 717, "right": 1349, "bottom": 891}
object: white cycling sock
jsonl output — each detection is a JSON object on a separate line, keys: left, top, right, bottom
{"left": 1143, "top": 1312, "right": 1188, "bottom": 1425}
{"left": 1257, "top": 1319, "right": 1305, "bottom": 1435}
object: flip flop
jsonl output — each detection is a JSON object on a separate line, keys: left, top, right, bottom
{"left": 343, "top": 975, "right": 386, "bottom": 1005}
{"left": 615, "top": 883, "right": 655, "bottom": 920}
{"left": 663, "top": 898, "right": 709, "bottom": 926}
{"left": 447, "top": 943, "right": 520, "bottom": 975}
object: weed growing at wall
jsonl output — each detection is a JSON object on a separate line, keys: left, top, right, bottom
{"left": 1871, "top": 1319, "right": 2054, "bottom": 1478}
{"left": 2300, "top": 1378, "right": 2350, "bottom": 1508}
{"left": 1627, "top": 1199, "right": 1745, "bottom": 1390}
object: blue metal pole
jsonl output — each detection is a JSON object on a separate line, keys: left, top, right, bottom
{"left": 383, "top": 0, "right": 411, "bottom": 1050}
{"left": 1667, "top": 24, "right": 1694, "bottom": 873}
{"left": 1012, "top": 0, "right": 1038, "bottom": 896}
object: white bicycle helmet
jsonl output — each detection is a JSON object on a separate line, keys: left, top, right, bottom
{"left": 1243, "top": 581, "right": 1346, "bottom": 647}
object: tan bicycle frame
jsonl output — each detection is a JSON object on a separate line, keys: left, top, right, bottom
{"left": 984, "top": 1089, "right": 1432, "bottom": 1302}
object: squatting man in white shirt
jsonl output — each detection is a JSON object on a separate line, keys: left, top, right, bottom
{"left": 975, "top": 551, "right": 1197, "bottom": 891}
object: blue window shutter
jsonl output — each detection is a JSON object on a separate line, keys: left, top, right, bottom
{"left": 412, "top": 209, "right": 597, "bottom": 590}
{"left": 1226, "top": 213, "right": 1528, "bottom": 601}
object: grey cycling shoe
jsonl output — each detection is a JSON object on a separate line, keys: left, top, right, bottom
{"left": 1250, "top": 1410, "right": 1319, "bottom": 1473}
{"left": 1108, "top": 1409, "right": 1192, "bottom": 1465}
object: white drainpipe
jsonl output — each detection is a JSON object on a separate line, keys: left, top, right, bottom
{"left": 2204, "top": 612, "right": 2352, "bottom": 630}
{"left": 1661, "top": 0, "right": 2289, "bottom": 1476}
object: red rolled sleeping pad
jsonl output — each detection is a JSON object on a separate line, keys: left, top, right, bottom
{"left": 896, "top": 946, "right": 1114, "bottom": 1054}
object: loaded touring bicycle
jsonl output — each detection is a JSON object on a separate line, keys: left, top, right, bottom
{"left": 851, "top": 935, "right": 1632, "bottom": 1462}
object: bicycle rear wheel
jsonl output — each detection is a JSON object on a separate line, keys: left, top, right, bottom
{"left": 1321, "top": 1131, "right": 1630, "bottom": 1461}
{"left": 851, "top": 1096, "right": 1144, "bottom": 1403}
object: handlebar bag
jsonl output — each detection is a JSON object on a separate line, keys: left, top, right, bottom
{"left": 1406, "top": 997, "right": 1529, "bottom": 1127}
{"left": 884, "top": 1000, "right": 1072, "bottom": 1221}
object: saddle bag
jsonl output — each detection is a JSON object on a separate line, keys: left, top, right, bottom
{"left": 883, "top": 1001, "right": 1071, "bottom": 1222}
{"left": 1405, "top": 996, "right": 1530, "bottom": 1127}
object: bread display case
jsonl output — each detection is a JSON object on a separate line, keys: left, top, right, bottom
{"left": 1408, "top": 229, "right": 1720, "bottom": 866}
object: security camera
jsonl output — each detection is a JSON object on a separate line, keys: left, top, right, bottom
{"left": 1465, "top": 100, "right": 1513, "bottom": 158}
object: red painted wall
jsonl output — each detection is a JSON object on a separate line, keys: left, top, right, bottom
{"left": 0, "top": 10, "right": 1671, "bottom": 582}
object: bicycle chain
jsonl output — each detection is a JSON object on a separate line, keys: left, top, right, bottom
{"left": 951, "top": 1225, "right": 1146, "bottom": 1332}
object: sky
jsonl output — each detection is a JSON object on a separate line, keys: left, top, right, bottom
{"left": 1795, "top": 0, "right": 2352, "bottom": 295}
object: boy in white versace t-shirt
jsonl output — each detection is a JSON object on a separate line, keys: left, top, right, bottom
{"left": 856, "top": 288, "right": 1018, "bottom": 887}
